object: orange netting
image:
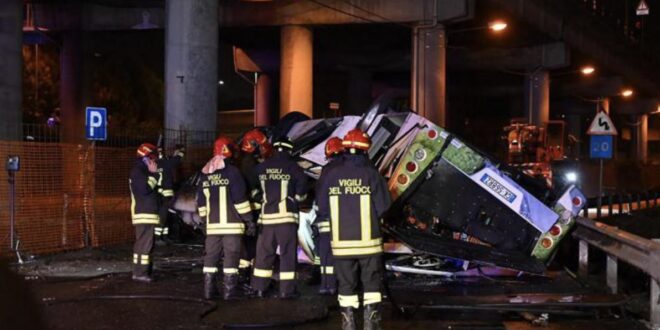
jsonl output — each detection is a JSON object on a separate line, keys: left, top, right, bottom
{"left": 0, "top": 140, "right": 213, "bottom": 257}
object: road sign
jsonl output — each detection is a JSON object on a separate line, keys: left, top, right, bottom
{"left": 590, "top": 135, "right": 613, "bottom": 159}
{"left": 637, "top": 0, "right": 649, "bottom": 15}
{"left": 85, "top": 107, "right": 107, "bottom": 141}
{"left": 587, "top": 111, "right": 618, "bottom": 135}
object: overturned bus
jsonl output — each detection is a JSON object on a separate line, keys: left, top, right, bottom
{"left": 285, "top": 101, "right": 584, "bottom": 275}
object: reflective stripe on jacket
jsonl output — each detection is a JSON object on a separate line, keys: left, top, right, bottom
{"left": 129, "top": 160, "right": 160, "bottom": 225}
{"left": 196, "top": 162, "right": 253, "bottom": 235}
{"left": 252, "top": 151, "right": 308, "bottom": 225}
{"left": 316, "top": 153, "right": 391, "bottom": 258}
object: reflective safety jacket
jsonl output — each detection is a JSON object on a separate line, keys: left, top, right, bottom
{"left": 129, "top": 160, "right": 161, "bottom": 225}
{"left": 314, "top": 154, "right": 345, "bottom": 234}
{"left": 252, "top": 151, "right": 308, "bottom": 225}
{"left": 316, "top": 153, "right": 392, "bottom": 258}
{"left": 156, "top": 151, "right": 183, "bottom": 198}
{"left": 197, "top": 162, "right": 254, "bottom": 235}
{"left": 239, "top": 154, "right": 262, "bottom": 211}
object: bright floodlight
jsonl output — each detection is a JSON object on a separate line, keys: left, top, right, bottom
{"left": 621, "top": 89, "right": 633, "bottom": 97}
{"left": 565, "top": 172, "right": 578, "bottom": 183}
{"left": 580, "top": 66, "right": 595, "bottom": 75}
{"left": 488, "top": 20, "right": 508, "bottom": 32}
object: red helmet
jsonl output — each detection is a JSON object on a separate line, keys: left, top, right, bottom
{"left": 240, "top": 129, "right": 268, "bottom": 154}
{"left": 213, "top": 136, "right": 234, "bottom": 158}
{"left": 342, "top": 129, "right": 371, "bottom": 151}
{"left": 137, "top": 143, "right": 157, "bottom": 159}
{"left": 325, "top": 137, "right": 344, "bottom": 158}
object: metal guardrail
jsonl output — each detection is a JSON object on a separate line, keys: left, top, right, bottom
{"left": 582, "top": 190, "right": 660, "bottom": 219}
{"left": 573, "top": 217, "right": 660, "bottom": 328}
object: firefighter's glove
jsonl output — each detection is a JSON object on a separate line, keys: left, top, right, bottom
{"left": 245, "top": 221, "right": 257, "bottom": 237}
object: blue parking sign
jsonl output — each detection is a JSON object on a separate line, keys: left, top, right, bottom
{"left": 85, "top": 107, "right": 107, "bottom": 141}
{"left": 590, "top": 135, "right": 613, "bottom": 159}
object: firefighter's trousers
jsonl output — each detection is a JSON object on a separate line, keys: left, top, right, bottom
{"left": 133, "top": 224, "right": 155, "bottom": 276}
{"left": 203, "top": 235, "right": 242, "bottom": 275}
{"left": 335, "top": 254, "right": 383, "bottom": 309}
{"left": 251, "top": 223, "right": 298, "bottom": 295}
{"left": 155, "top": 196, "right": 172, "bottom": 238}
{"left": 318, "top": 233, "right": 337, "bottom": 291}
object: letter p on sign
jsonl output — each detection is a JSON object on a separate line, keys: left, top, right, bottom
{"left": 85, "top": 107, "right": 107, "bottom": 141}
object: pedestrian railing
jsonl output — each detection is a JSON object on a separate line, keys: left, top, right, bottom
{"left": 573, "top": 217, "right": 660, "bottom": 328}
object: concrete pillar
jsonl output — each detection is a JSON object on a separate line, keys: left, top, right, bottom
{"left": 524, "top": 70, "right": 550, "bottom": 126}
{"left": 633, "top": 114, "right": 649, "bottom": 163}
{"left": 280, "top": 25, "right": 313, "bottom": 118}
{"left": 165, "top": 0, "right": 218, "bottom": 136}
{"left": 411, "top": 24, "right": 446, "bottom": 127}
{"left": 255, "top": 74, "right": 271, "bottom": 126}
{"left": 0, "top": 0, "right": 23, "bottom": 140}
{"left": 59, "top": 31, "right": 86, "bottom": 143}
{"left": 347, "top": 68, "right": 372, "bottom": 115}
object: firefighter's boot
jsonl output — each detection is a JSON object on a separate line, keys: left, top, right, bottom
{"left": 223, "top": 274, "right": 240, "bottom": 300}
{"left": 340, "top": 307, "right": 357, "bottom": 330}
{"left": 363, "top": 303, "right": 382, "bottom": 330}
{"left": 203, "top": 273, "right": 219, "bottom": 300}
{"left": 132, "top": 265, "right": 153, "bottom": 283}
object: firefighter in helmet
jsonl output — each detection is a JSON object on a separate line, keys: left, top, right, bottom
{"left": 250, "top": 137, "right": 308, "bottom": 299}
{"left": 129, "top": 143, "right": 161, "bottom": 282}
{"left": 154, "top": 144, "right": 185, "bottom": 242}
{"left": 237, "top": 128, "right": 273, "bottom": 280}
{"left": 313, "top": 137, "right": 345, "bottom": 295}
{"left": 197, "top": 136, "right": 257, "bottom": 300}
{"left": 316, "top": 129, "right": 391, "bottom": 330}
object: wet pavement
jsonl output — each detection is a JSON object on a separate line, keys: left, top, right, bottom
{"left": 2, "top": 243, "right": 651, "bottom": 329}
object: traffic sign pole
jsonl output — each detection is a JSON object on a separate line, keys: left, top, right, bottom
{"left": 588, "top": 110, "right": 617, "bottom": 219}
{"left": 599, "top": 143, "right": 604, "bottom": 218}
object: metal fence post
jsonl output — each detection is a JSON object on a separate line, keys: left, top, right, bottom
{"left": 652, "top": 278, "right": 660, "bottom": 329}
{"left": 606, "top": 254, "right": 618, "bottom": 294}
{"left": 579, "top": 240, "right": 589, "bottom": 278}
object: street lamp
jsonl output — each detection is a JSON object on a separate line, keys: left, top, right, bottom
{"left": 580, "top": 65, "right": 595, "bottom": 76}
{"left": 450, "top": 20, "right": 508, "bottom": 34}
{"left": 488, "top": 20, "right": 508, "bottom": 32}
{"left": 621, "top": 89, "right": 634, "bottom": 98}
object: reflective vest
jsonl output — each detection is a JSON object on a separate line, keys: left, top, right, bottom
{"left": 253, "top": 151, "right": 308, "bottom": 225}
{"left": 129, "top": 160, "right": 160, "bottom": 225}
{"left": 196, "top": 163, "right": 253, "bottom": 235}
{"left": 316, "top": 153, "right": 391, "bottom": 258}
{"left": 314, "top": 154, "right": 345, "bottom": 233}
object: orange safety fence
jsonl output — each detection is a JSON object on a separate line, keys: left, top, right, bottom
{"left": 0, "top": 140, "right": 214, "bottom": 257}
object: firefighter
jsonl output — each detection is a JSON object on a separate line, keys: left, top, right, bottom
{"left": 154, "top": 144, "right": 185, "bottom": 242}
{"left": 237, "top": 128, "right": 273, "bottom": 281}
{"left": 316, "top": 129, "right": 391, "bottom": 330}
{"left": 197, "top": 136, "right": 257, "bottom": 300}
{"left": 129, "top": 143, "right": 161, "bottom": 283}
{"left": 313, "top": 137, "right": 345, "bottom": 295}
{"left": 250, "top": 137, "right": 308, "bottom": 299}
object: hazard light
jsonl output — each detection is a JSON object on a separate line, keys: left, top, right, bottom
{"left": 397, "top": 173, "right": 409, "bottom": 185}
{"left": 406, "top": 161, "right": 418, "bottom": 174}
{"left": 427, "top": 129, "right": 438, "bottom": 140}
{"left": 541, "top": 237, "right": 553, "bottom": 249}
{"left": 549, "top": 225, "right": 562, "bottom": 237}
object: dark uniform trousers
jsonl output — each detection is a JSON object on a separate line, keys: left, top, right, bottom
{"left": 133, "top": 224, "right": 156, "bottom": 276}
{"left": 336, "top": 255, "right": 383, "bottom": 309}
{"left": 318, "top": 233, "right": 337, "bottom": 290}
{"left": 203, "top": 235, "right": 242, "bottom": 275}
{"left": 251, "top": 223, "right": 298, "bottom": 295}
{"left": 155, "top": 197, "right": 172, "bottom": 237}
